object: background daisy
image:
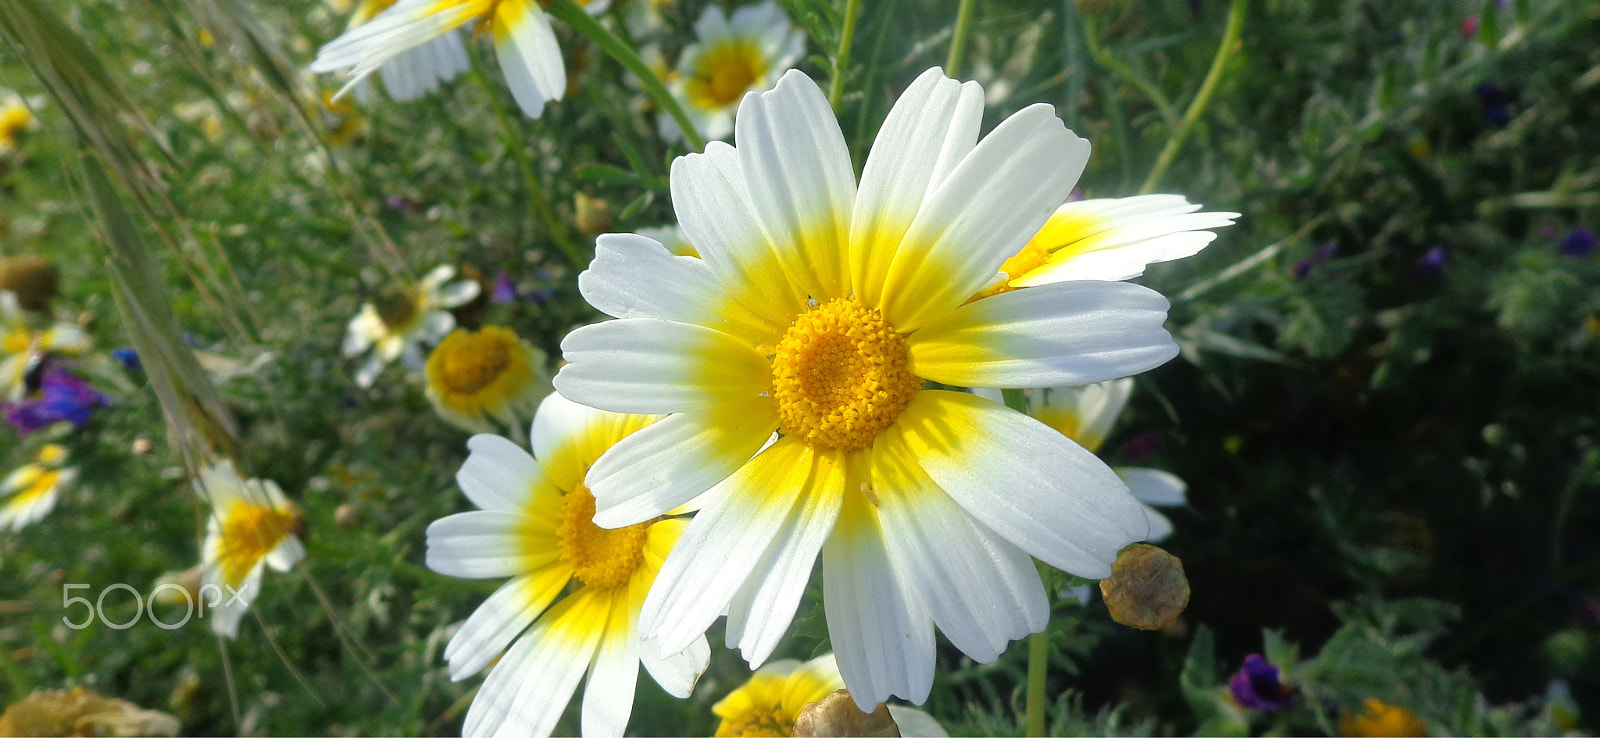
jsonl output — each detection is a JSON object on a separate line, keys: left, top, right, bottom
{"left": 196, "top": 461, "right": 305, "bottom": 639}
{"left": 662, "top": 1, "right": 803, "bottom": 142}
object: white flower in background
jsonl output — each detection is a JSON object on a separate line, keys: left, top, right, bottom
{"left": 662, "top": 1, "right": 803, "bottom": 142}
{"left": 423, "top": 325, "right": 552, "bottom": 434}
{"left": 336, "top": 0, "right": 470, "bottom": 103}
{"left": 556, "top": 68, "right": 1178, "bottom": 707}
{"left": 426, "top": 393, "right": 708, "bottom": 737}
{"left": 1, "top": 290, "right": 91, "bottom": 401}
{"left": 197, "top": 461, "right": 304, "bottom": 639}
{"left": 312, "top": 0, "right": 574, "bottom": 118}
{"left": 977, "top": 194, "right": 1238, "bottom": 298}
{"left": 713, "top": 653, "right": 948, "bottom": 737}
{"left": 974, "top": 380, "right": 1187, "bottom": 542}
{"left": 0, "top": 444, "right": 76, "bottom": 532}
{"left": 342, "top": 265, "right": 480, "bottom": 388}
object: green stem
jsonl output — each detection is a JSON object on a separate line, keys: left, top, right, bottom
{"left": 827, "top": 0, "right": 862, "bottom": 109}
{"left": 946, "top": 0, "right": 976, "bottom": 77}
{"left": 470, "top": 56, "right": 585, "bottom": 269}
{"left": 548, "top": 0, "right": 706, "bottom": 152}
{"left": 1137, "top": 0, "right": 1245, "bottom": 195}
{"left": 1026, "top": 629, "right": 1050, "bottom": 737}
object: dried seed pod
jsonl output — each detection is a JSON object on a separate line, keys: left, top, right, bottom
{"left": 1100, "top": 543, "right": 1191, "bottom": 630}
{"left": 0, "top": 255, "right": 60, "bottom": 311}
{"left": 793, "top": 690, "right": 900, "bottom": 737}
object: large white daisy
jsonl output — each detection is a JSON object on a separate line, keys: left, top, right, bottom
{"left": 426, "top": 392, "right": 709, "bottom": 737}
{"left": 554, "top": 67, "right": 1180, "bottom": 706}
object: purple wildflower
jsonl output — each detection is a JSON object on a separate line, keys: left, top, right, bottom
{"left": 1560, "top": 228, "right": 1595, "bottom": 258}
{"left": 112, "top": 347, "right": 142, "bottom": 372}
{"left": 1229, "top": 654, "right": 1295, "bottom": 711}
{"left": 492, "top": 272, "right": 519, "bottom": 304}
{"left": 386, "top": 195, "right": 421, "bottom": 213}
{"left": 1123, "top": 430, "right": 1161, "bottom": 462}
{"left": 1417, "top": 245, "right": 1448, "bottom": 277}
{"left": 1293, "top": 242, "right": 1341, "bottom": 280}
{"left": 3, "top": 365, "right": 110, "bottom": 435}
{"left": 1473, "top": 83, "right": 1517, "bottom": 127}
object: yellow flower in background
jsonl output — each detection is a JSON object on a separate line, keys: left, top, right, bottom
{"left": 558, "top": 68, "right": 1178, "bottom": 707}
{"left": 0, "top": 444, "right": 75, "bottom": 533}
{"left": 335, "top": 0, "right": 469, "bottom": 104}
{"left": 343, "top": 265, "right": 480, "bottom": 388}
{"left": 425, "top": 393, "right": 708, "bottom": 737}
{"left": 663, "top": 0, "right": 803, "bottom": 142}
{"left": 976, "top": 194, "right": 1238, "bottom": 299}
{"left": 713, "top": 653, "right": 947, "bottom": 738}
{"left": 312, "top": 0, "right": 597, "bottom": 118}
{"left": 197, "top": 461, "right": 305, "bottom": 639}
{"left": 973, "top": 379, "right": 1187, "bottom": 542}
{"left": 0, "top": 93, "right": 35, "bottom": 154}
{"left": 1340, "top": 698, "right": 1429, "bottom": 737}
{"left": 424, "top": 325, "right": 551, "bottom": 434}
{"left": 1, "top": 290, "right": 91, "bottom": 401}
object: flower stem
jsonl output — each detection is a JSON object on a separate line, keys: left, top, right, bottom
{"left": 946, "top": 0, "right": 976, "bottom": 77}
{"left": 469, "top": 54, "right": 585, "bottom": 270}
{"left": 1137, "top": 0, "right": 1246, "bottom": 195}
{"left": 1026, "top": 628, "right": 1050, "bottom": 737}
{"left": 827, "top": 0, "right": 862, "bottom": 110}
{"left": 548, "top": 0, "right": 706, "bottom": 152}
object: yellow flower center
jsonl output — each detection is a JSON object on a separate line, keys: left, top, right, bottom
{"left": 556, "top": 486, "right": 649, "bottom": 591}
{"left": 688, "top": 40, "right": 767, "bottom": 109}
{"left": 217, "top": 504, "right": 298, "bottom": 588}
{"left": 770, "top": 297, "right": 919, "bottom": 452}
{"left": 0, "top": 104, "right": 30, "bottom": 144}
{"left": 434, "top": 329, "right": 512, "bottom": 395}
{"left": 716, "top": 706, "right": 793, "bottom": 738}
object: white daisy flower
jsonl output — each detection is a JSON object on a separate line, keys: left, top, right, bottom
{"left": 197, "top": 461, "right": 305, "bottom": 639}
{"left": 312, "top": 0, "right": 568, "bottom": 118}
{"left": 426, "top": 392, "right": 708, "bottom": 737}
{"left": 662, "top": 0, "right": 804, "bottom": 143}
{"left": 0, "top": 444, "right": 76, "bottom": 532}
{"left": 555, "top": 67, "right": 1178, "bottom": 707}
{"left": 1, "top": 290, "right": 91, "bottom": 401}
{"left": 336, "top": 0, "right": 471, "bottom": 104}
{"left": 973, "top": 380, "right": 1188, "bottom": 542}
{"left": 423, "top": 325, "right": 552, "bottom": 434}
{"left": 977, "top": 194, "right": 1239, "bottom": 298}
{"left": 342, "top": 265, "right": 480, "bottom": 388}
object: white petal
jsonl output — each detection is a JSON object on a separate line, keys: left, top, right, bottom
{"left": 638, "top": 437, "right": 817, "bottom": 656}
{"left": 641, "top": 634, "right": 710, "bottom": 699}
{"left": 579, "top": 233, "right": 773, "bottom": 343}
{"left": 587, "top": 399, "right": 778, "bottom": 528}
{"left": 724, "top": 452, "right": 847, "bottom": 666}
{"left": 889, "top": 390, "right": 1148, "bottom": 578}
{"left": 1012, "top": 197, "right": 1239, "bottom": 285}
{"left": 493, "top": 0, "right": 566, "bottom": 118}
{"left": 444, "top": 571, "right": 568, "bottom": 679}
{"left": 1119, "top": 467, "right": 1186, "bottom": 507}
{"left": 734, "top": 68, "right": 856, "bottom": 299}
{"left": 554, "top": 319, "right": 769, "bottom": 415}
{"left": 530, "top": 391, "right": 619, "bottom": 491}
{"left": 264, "top": 535, "right": 305, "bottom": 572}
{"left": 873, "top": 441, "right": 1047, "bottom": 663}
{"left": 425, "top": 511, "right": 546, "bottom": 579}
{"left": 458, "top": 434, "right": 546, "bottom": 512}
{"left": 879, "top": 103, "right": 1089, "bottom": 332}
{"left": 205, "top": 562, "right": 263, "bottom": 640}
{"left": 910, "top": 280, "right": 1177, "bottom": 388}
{"left": 822, "top": 491, "right": 936, "bottom": 707}
{"left": 669, "top": 142, "right": 808, "bottom": 325}
{"left": 1141, "top": 504, "right": 1174, "bottom": 543}
{"left": 581, "top": 595, "right": 640, "bottom": 738}
{"left": 888, "top": 706, "right": 950, "bottom": 738}
{"left": 463, "top": 590, "right": 608, "bottom": 738}
{"left": 851, "top": 68, "right": 983, "bottom": 307}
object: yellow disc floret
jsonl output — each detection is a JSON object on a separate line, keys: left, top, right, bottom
{"left": 687, "top": 40, "right": 768, "bottom": 109}
{"left": 715, "top": 705, "right": 792, "bottom": 738}
{"left": 556, "top": 486, "right": 649, "bottom": 591}
{"left": 217, "top": 503, "right": 299, "bottom": 588}
{"left": 433, "top": 328, "right": 513, "bottom": 395}
{"left": 770, "top": 297, "right": 919, "bottom": 452}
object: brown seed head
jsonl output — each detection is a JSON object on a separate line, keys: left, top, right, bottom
{"left": 1100, "top": 543, "right": 1191, "bottom": 630}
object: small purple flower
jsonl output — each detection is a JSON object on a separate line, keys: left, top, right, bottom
{"left": 1229, "top": 654, "right": 1295, "bottom": 711}
{"left": 491, "top": 272, "right": 519, "bottom": 304}
{"left": 1473, "top": 83, "right": 1517, "bottom": 127}
{"left": 1560, "top": 228, "right": 1595, "bottom": 258}
{"left": 1460, "top": 15, "right": 1479, "bottom": 39}
{"left": 3, "top": 365, "right": 111, "bottom": 435}
{"left": 1417, "top": 245, "right": 1448, "bottom": 277}
{"left": 1065, "top": 187, "right": 1085, "bottom": 203}
{"left": 112, "top": 347, "right": 142, "bottom": 372}
{"left": 1123, "top": 430, "right": 1161, "bottom": 462}
{"left": 1293, "top": 242, "right": 1341, "bottom": 280}
{"left": 386, "top": 195, "right": 421, "bottom": 213}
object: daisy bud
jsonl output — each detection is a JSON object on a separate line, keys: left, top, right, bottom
{"left": 793, "top": 691, "right": 900, "bottom": 738}
{"left": 1100, "top": 544, "right": 1190, "bottom": 630}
